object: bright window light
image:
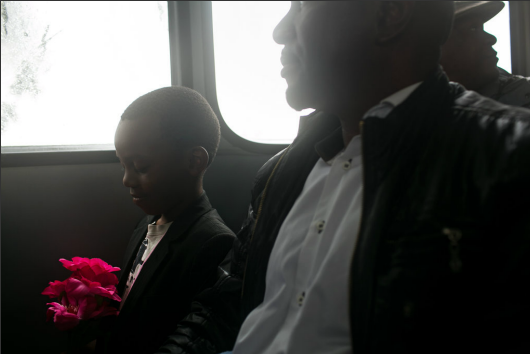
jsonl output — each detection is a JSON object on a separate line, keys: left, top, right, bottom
{"left": 212, "top": 1, "right": 314, "bottom": 145}
{"left": 1, "top": 1, "right": 170, "bottom": 147}
{"left": 212, "top": 1, "right": 514, "bottom": 145}
{"left": 484, "top": 1, "right": 511, "bottom": 73}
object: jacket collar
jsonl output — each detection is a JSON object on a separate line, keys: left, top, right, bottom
{"left": 117, "top": 192, "right": 213, "bottom": 312}
{"left": 266, "top": 67, "right": 458, "bottom": 219}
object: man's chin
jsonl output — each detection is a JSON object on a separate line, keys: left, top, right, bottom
{"left": 285, "top": 86, "right": 314, "bottom": 112}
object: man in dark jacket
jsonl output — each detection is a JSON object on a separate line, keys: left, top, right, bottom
{"left": 440, "top": 1, "right": 530, "bottom": 107}
{"left": 225, "top": 2, "right": 530, "bottom": 354}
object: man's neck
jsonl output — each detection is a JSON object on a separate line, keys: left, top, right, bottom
{"left": 336, "top": 84, "right": 409, "bottom": 146}
{"left": 335, "top": 66, "right": 436, "bottom": 146}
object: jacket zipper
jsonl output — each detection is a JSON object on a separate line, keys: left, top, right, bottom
{"left": 241, "top": 146, "right": 291, "bottom": 298}
{"left": 442, "top": 227, "right": 462, "bottom": 273}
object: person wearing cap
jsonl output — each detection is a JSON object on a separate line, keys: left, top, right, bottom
{"left": 441, "top": 1, "right": 530, "bottom": 108}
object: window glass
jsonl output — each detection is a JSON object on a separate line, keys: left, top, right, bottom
{"left": 484, "top": 1, "right": 511, "bottom": 73}
{"left": 1, "top": 1, "right": 170, "bottom": 147}
{"left": 212, "top": 2, "right": 514, "bottom": 145}
{"left": 212, "top": 1, "right": 313, "bottom": 145}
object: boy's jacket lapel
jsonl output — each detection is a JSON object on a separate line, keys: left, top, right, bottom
{"left": 116, "top": 215, "right": 156, "bottom": 297}
{"left": 118, "top": 193, "right": 213, "bottom": 313}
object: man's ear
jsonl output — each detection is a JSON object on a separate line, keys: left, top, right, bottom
{"left": 187, "top": 146, "right": 209, "bottom": 177}
{"left": 375, "top": 1, "right": 415, "bottom": 44}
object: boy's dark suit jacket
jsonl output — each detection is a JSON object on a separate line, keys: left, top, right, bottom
{"left": 101, "top": 192, "right": 236, "bottom": 353}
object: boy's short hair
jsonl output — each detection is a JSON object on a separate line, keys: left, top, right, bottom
{"left": 121, "top": 86, "right": 221, "bottom": 166}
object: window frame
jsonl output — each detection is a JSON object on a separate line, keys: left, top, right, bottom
{"left": 1, "top": 145, "right": 118, "bottom": 167}
{"left": 169, "top": 1, "right": 289, "bottom": 155}
{"left": 2, "top": 1, "right": 529, "bottom": 168}
{"left": 509, "top": 1, "right": 530, "bottom": 77}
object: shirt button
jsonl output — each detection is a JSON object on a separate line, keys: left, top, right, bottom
{"left": 298, "top": 291, "right": 305, "bottom": 306}
{"left": 316, "top": 220, "right": 325, "bottom": 234}
{"left": 343, "top": 158, "right": 353, "bottom": 170}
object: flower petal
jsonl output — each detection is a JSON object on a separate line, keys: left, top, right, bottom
{"left": 107, "top": 265, "right": 121, "bottom": 272}
{"left": 77, "top": 297, "right": 97, "bottom": 320}
{"left": 94, "top": 272, "right": 119, "bottom": 287}
{"left": 90, "top": 263, "right": 106, "bottom": 276}
{"left": 46, "top": 302, "right": 80, "bottom": 331}
{"left": 72, "top": 257, "right": 90, "bottom": 265}
{"left": 59, "top": 258, "right": 77, "bottom": 271}
{"left": 77, "top": 266, "right": 97, "bottom": 281}
{"left": 42, "top": 280, "right": 66, "bottom": 298}
{"left": 88, "top": 282, "right": 122, "bottom": 302}
{"left": 46, "top": 302, "right": 64, "bottom": 322}
{"left": 54, "top": 311, "right": 80, "bottom": 331}
{"left": 60, "top": 257, "right": 92, "bottom": 271}
{"left": 64, "top": 277, "right": 90, "bottom": 305}
{"left": 89, "top": 258, "right": 120, "bottom": 273}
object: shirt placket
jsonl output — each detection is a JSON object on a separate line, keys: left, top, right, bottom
{"left": 293, "top": 149, "right": 353, "bottom": 308}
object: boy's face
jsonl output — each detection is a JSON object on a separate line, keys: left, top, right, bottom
{"left": 114, "top": 117, "right": 190, "bottom": 216}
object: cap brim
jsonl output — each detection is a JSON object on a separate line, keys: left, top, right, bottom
{"left": 455, "top": 1, "right": 505, "bottom": 23}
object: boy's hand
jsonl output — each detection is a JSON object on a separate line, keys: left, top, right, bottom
{"left": 86, "top": 340, "right": 97, "bottom": 352}
{"left": 59, "top": 341, "right": 96, "bottom": 354}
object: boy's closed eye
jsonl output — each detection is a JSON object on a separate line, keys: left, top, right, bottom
{"left": 133, "top": 161, "right": 150, "bottom": 173}
{"left": 134, "top": 165, "right": 150, "bottom": 174}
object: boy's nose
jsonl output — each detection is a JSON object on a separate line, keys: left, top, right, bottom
{"left": 122, "top": 170, "right": 138, "bottom": 188}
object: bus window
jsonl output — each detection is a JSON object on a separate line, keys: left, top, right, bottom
{"left": 1, "top": 1, "right": 170, "bottom": 148}
{"left": 484, "top": 1, "right": 511, "bottom": 73}
{"left": 211, "top": 1, "right": 514, "bottom": 145}
{"left": 212, "top": 1, "right": 314, "bottom": 145}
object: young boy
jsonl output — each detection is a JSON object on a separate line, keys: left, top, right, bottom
{"left": 97, "top": 86, "right": 239, "bottom": 353}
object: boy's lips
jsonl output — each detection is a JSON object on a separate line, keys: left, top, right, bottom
{"left": 131, "top": 194, "right": 147, "bottom": 204}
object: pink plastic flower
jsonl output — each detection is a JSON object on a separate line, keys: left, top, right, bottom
{"left": 59, "top": 257, "right": 120, "bottom": 287}
{"left": 44, "top": 257, "right": 122, "bottom": 331}
{"left": 46, "top": 297, "right": 119, "bottom": 331}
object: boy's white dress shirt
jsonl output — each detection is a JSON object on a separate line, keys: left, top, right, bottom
{"left": 120, "top": 221, "right": 173, "bottom": 309}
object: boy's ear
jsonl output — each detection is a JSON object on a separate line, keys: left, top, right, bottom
{"left": 187, "top": 146, "right": 209, "bottom": 177}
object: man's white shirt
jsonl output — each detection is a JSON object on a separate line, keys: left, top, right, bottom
{"left": 232, "top": 82, "right": 422, "bottom": 354}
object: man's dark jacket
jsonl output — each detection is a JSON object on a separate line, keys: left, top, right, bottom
{"left": 229, "top": 69, "right": 530, "bottom": 353}
{"left": 98, "top": 193, "right": 241, "bottom": 354}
